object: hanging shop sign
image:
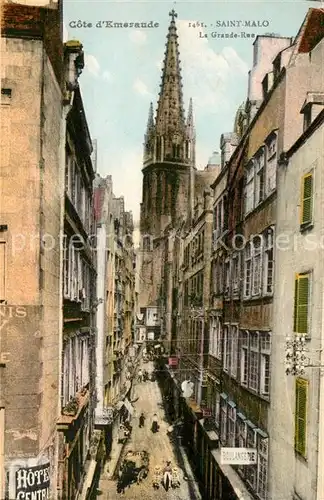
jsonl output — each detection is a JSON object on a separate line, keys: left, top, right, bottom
{"left": 220, "top": 447, "right": 257, "bottom": 465}
{"left": 128, "top": 346, "right": 135, "bottom": 358}
{"left": 15, "top": 462, "right": 50, "bottom": 499}
{"left": 202, "top": 408, "right": 212, "bottom": 417}
{"left": 168, "top": 357, "right": 178, "bottom": 367}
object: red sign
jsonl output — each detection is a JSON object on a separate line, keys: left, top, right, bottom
{"left": 168, "top": 357, "right": 178, "bottom": 367}
{"left": 202, "top": 408, "right": 212, "bottom": 417}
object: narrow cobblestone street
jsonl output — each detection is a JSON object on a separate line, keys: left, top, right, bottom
{"left": 97, "top": 361, "right": 201, "bottom": 499}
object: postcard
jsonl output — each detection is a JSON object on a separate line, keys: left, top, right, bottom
{"left": 1, "top": 0, "right": 324, "bottom": 499}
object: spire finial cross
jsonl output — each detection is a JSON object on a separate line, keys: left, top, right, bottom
{"left": 169, "top": 9, "right": 177, "bottom": 22}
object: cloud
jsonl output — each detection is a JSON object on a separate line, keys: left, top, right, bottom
{"left": 85, "top": 54, "right": 100, "bottom": 77}
{"left": 156, "top": 59, "right": 163, "bottom": 71}
{"left": 63, "top": 23, "right": 69, "bottom": 43}
{"left": 110, "top": 149, "right": 143, "bottom": 221}
{"left": 133, "top": 78, "right": 151, "bottom": 97}
{"left": 177, "top": 20, "right": 249, "bottom": 111}
{"left": 102, "top": 70, "right": 113, "bottom": 82}
{"left": 129, "top": 30, "right": 147, "bottom": 45}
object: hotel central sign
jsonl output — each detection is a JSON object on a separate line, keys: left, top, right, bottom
{"left": 15, "top": 463, "right": 50, "bottom": 499}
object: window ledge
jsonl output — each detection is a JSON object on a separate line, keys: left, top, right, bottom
{"left": 300, "top": 222, "right": 314, "bottom": 233}
{"left": 295, "top": 450, "right": 308, "bottom": 463}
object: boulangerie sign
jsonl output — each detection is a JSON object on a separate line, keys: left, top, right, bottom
{"left": 15, "top": 463, "right": 50, "bottom": 499}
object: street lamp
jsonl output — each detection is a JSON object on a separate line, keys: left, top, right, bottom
{"left": 283, "top": 334, "right": 324, "bottom": 375}
{"left": 285, "top": 335, "right": 307, "bottom": 376}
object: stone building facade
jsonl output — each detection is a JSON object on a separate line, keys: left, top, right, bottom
{"left": 1, "top": 2, "right": 64, "bottom": 498}
{"left": 56, "top": 40, "right": 102, "bottom": 500}
{"left": 94, "top": 176, "right": 137, "bottom": 470}
{"left": 139, "top": 10, "right": 195, "bottom": 313}
{"left": 139, "top": 6, "right": 324, "bottom": 500}
{"left": 1, "top": 3, "right": 104, "bottom": 497}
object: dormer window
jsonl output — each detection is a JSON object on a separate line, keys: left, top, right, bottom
{"left": 300, "top": 92, "right": 324, "bottom": 131}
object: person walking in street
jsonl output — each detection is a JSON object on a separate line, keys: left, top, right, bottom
{"left": 139, "top": 412, "right": 145, "bottom": 428}
{"left": 162, "top": 461, "right": 173, "bottom": 491}
{"left": 138, "top": 368, "right": 143, "bottom": 383}
{"left": 151, "top": 413, "right": 159, "bottom": 433}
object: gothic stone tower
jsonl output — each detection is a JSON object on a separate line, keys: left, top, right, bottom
{"left": 140, "top": 9, "right": 195, "bottom": 239}
{"left": 139, "top": 10, "right": 196, "bottom": 308}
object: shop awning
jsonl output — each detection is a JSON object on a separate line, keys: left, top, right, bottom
{"left": 116, "top": 398, "right": 134, "bottom": 415}
{"left": 115, "top": 401, "right": 124, "bottom": 411}
{"left": 79, "top": 459, "right": 97, "bottom": 500}
{"left": 124, "top": 398, "right": 134, "bottom": 415}
{"left": 211, "top": 449, "right": 255, "bottom": 500}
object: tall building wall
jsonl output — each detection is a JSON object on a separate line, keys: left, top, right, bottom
{"left": 1, "top": 34, "right": 63, "bottom": 498}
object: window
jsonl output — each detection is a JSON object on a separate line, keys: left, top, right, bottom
{"left": 300, "top": 173, "right": 313, "bottom": 226}
{"left": 263, "top": 227, "right": 274, "bottom": 295}
{"left": 260, "top": 333, "right": 271, "bottom": 396}
{"left": 240, "top": 331, "right": 249, "bottom": 386}
{"left": 225, "top": 260, "right": 230, "bottom": 296}
{"left": 0, "top": 242, "right": 6, "bottom": 303}
{"left": 209, "top": 316, "right": 222, "bottom": 359}
{"left": 223, "top": 326, "right": 230, "bottom": 372}
{"left": 252, "top": 236, "right": 262, "bottom": 296}
{"left": 255, "top": 150, "right": 265, "bottom": 205}
{"left": 246, "top": 422, "right": 257, "bottom": 489}
{"left": 249, "top": 332, "right": 259, "bottom": 392}
{"left": 232, "top": 254, "right": 239, "bottom": 294}
{"left": 220, "top": 394, "right": 228, "bottom": 444}
{"left": 244, "top": 243, "right": 252, "bottom": 298}
{"left": 244, "top": 161, "right": 255, "bottom": 214}
{"left": 293, "top": 273, "right": 310, "bottom": 335}
{"left": 295, "top": 378, "right": 308, "bottom": 457}
{"left": 236, "top": 413, "right": 247, "bottom": 448}
{"left": 230, "top": 325, "right": 238, "bottom": 378}
{"left": 214, "top": 391, "right": 220, "bottom": 426}
{"left": 63, "top": 237, "right": 69, "bottom": 298}
{"left": 236, "top": 413, "right": 247, "bottom": 474}
{"left": 265, "top": 135, "right": 277, "bottom": 194}
{"left": 227, "top": 402, "right": 236, "bottom": 447}
{"left": 256, "top": 430, "right": 268, "bottom": 499}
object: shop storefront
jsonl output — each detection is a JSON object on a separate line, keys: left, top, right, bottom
{"left": 210, "top": 449, "right": 255, "bottom": 500}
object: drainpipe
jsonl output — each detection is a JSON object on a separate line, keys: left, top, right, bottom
{"left": 56, "top": 91, "right": 74, "bottom": 500}
{"left": 0, "top": 365, "right": 5, "bottom": 500}
{"left": 316, "top": 285, "right": 324, "bottom": 500}
{"left": 197, "top": 315, "right": 204, "bottom": 406}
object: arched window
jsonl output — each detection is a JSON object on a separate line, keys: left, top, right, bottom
{"left": 156, "top": 137, "right": 161, "bottom": 161}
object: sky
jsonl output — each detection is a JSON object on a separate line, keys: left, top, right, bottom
{"left": 63, "top": 0, "right": 322, "bottom": 225}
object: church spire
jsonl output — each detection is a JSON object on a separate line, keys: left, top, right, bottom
{"left": 145, "top": 102, "right": 154, "bottom": 139}
{"left": 187, "top": 98, "right": 194, "bottom": 129}
{"left": 143, "top": 10, "right": 195, "bottom": 167}
{"left": 155, "top": 9, "right": 185, "bottom": 136}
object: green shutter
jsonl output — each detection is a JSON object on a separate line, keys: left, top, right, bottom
{"left": 301, "top": 174, "right": 313, "bottom": 225}
{"left": 294, "top": 274, "right": 310, "bottom": 334}
{"left": 295, "top": 378, "right": 308, "bottom": 456}
{"left": 293, "top": 276, "right": 298, "bottom": 332}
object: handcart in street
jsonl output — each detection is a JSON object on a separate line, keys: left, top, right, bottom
{"left": 117, "top": 450, "right": 150, "bottom": 489}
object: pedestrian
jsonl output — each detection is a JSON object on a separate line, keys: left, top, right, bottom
{"left": 151, "top": 413, "right": 159, "bottom": 433}
{"left": 163, "top": 461, "right": 172, "bottom": 491}
{"left": 139, "top": 412, "right": 145, "bottom": 428}
{"left": 138, "top": 368, "right": 143, "bottom": 383}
